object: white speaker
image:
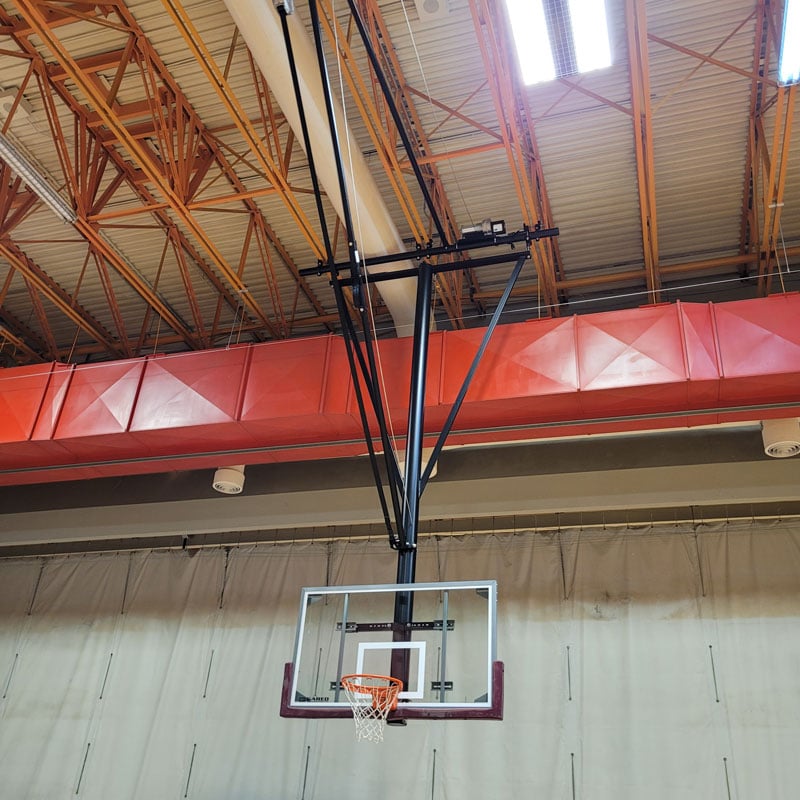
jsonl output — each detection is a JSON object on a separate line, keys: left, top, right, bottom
{"left": 761, "top": 418, "right": 800, "bottom": 458}
{"left": 213, "top": 465, "right": 246, "bottom": 494}
{"left": 413, "top": 0, "right": 449, "bottom": 21}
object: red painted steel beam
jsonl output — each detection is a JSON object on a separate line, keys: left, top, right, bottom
{"left": 1, "top": 296, "right": 799, "bottom": 486}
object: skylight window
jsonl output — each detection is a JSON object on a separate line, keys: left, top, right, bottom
{"left": 779, "top": 0, "right": 800, "bottom": 85}
{"left": 506, "top": 0, "right": 612, "bottom": 86}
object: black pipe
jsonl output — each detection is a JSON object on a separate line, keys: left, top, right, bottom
{"left": 306, "top": 0, "right": 406, "bottom": 540}
{"left": 338, "top": 301, "right": 406, "bottom": 539}
{"left": 308, "top": 0, "right": 363, "bottom": 305}
{"left": 421, "top": 253, "right": 529, "bottom": 489}
{"left": 298, "top": 226, "right": 559, "bottom": 276}
{"left": 345, "top": 0, "right": 449, "bottom": 246}
{"left": 330, "top": 277, "right": 401, "bottom": 548}
{"left": 333, "top": 248, "right": 541, "bottom": 286}
{"left": 397, "top": 259, "right": 433, "bottom": 572}
{"left": 392, "top": 259, "right": 433, "bottom": 692}
{"left": 277, "top": 4, "right": 334, "bottom": 264}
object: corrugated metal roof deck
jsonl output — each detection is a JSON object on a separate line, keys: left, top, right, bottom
{"left": 0, "top": 0, "right": 797, "bottom": 362}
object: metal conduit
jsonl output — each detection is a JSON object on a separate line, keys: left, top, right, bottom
{"left": 221, "top": 0, "right": 420, "bottom": 335}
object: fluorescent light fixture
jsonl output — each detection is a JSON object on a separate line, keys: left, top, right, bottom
{"left": 506, "top": 0, "right": 555, "bottom": 84}
{"left": 569, "top": 0, "right": 612, "bottom": 73}
{"left": 0, "top": 130, "right": 76, "bottom": 223}
{"left": 506, "top": 0, "right": 611, "bottom": 85}
{"left": 779, "top": 0, "right": 800, "bottom": 85}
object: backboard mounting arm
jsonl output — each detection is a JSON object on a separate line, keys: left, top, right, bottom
{"left": 280, "top": 1, "right": 559, "bottom": 599}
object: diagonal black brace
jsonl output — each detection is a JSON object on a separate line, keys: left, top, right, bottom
{"left": 331, "top": 277, "right": 403, "bottom": 548}
{"left": 303, "top": 0, "right": 406, "bottom": 546}
{"left": 280, "top": 1, "right": 560, "bottom": 598}
{"left": 420, "top": 252, "right": 530, "bottom": 489}
{"left": 344, "top": 0, "right": 449, "bottom": 246}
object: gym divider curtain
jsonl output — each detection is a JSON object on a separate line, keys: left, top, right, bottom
{"left": 1, "top": 521, "right": 799, "bottom": 798}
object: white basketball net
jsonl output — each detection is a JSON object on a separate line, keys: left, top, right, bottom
{"left": 340, "top": 675, "right": 401, "bottom": 743}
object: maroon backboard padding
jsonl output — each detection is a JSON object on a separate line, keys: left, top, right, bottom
{"left": 280, "top": 661, "right": 504, "bottom": 721}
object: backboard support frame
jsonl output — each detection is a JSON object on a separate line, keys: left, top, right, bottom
{"left": 280, "top": 580, "right": 504, "bottom": 721}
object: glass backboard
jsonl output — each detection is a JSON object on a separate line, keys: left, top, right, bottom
{"left": 281, "top": 581, "right": 502, "bottom": 720}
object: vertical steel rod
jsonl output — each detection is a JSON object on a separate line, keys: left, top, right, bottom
{"left": 202, "top": 649, "right": 214, "bottom": 699}
{"left": 570, "top": 752, "right": 576, "bottom": 800}
{"left": 301, "top": 746, "right": 311, "bottom": 800}
{"left": 98, "top": 652, "right": 113, "bottom": 699}
{"left": 392, "top": 260, "right": 433, "bottom": 690}
{"left": 439, "top": 590, "right": 449, "bottom": 703}
{"left": 709, "top": 644, "right": 720, "bottom": 702}
{"left": 75, "top": 742, "right": 90, "bottom": 795}
{"left": 567, "top": 645, "right": 572, "bottom": 701}
{"left": 397, "top": 258, "right": 433, "bottom": 575}
{"left": 723, "top": 757, "right": 732, "bottom": 800}
{"left": 334, "top": 593, "right": 350, "bottom": 702}
{"left": 27, "top": 559, "right": 45, "bottom": 615}
{"left": 183, "top": 743, "right": 197, "bottom": 798}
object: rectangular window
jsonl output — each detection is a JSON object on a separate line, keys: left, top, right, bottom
{"left": 779, "top": 0, "right": 800, "bottom": 85}
{"left": 506, "top": 0, "right": 612, "bottom": 85}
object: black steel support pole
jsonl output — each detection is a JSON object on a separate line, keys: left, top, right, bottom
{"left": 391, "top": 260, "right": 433, "bottom": 689}
{"left": 308, "top": 0, "right": 362, "bottom": 301}
{"left": 337, "top": 301, "right": 405, "bottom": 546}
{"left": 335, "top": 295, "right": 401, "bottom": 548}
{"left": 278, "top": 4, "right": 334, "bottom": 263}
{"left": 398, "top": 259, "right": 433, "bottom": 577}
{"left": 306, "top": 0, "right": 405, "bottom": 537}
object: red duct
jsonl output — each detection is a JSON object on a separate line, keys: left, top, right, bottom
{"left": 1, "top": 296, "right": 799, "bottom": 486}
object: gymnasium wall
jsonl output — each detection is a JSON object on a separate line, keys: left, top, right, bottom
{"left": 0, "top": 522, "right": 798, "bottom": 799}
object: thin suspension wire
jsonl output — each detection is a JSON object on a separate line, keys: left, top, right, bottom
{"left": 779, "top": 220, "right": 791, "bottom": 274}
{"left": 151, "top": 314, "right": 162, "bottom": 355}
{"left": 398, "top": 0, "right": 472, "bottom": 224}
{"left": 358, "top": 267, "right": 798, "bottom": 339}
{"left": 226, "top": 298, "right": 243, "bottom": 348}
{"left": 776, "top": 218, "right": 791, "bottom": 294}
{"left": 331, "top": 0, "right": 404, "bottom": 476}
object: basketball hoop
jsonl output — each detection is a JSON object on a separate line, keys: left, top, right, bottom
{"left": 340, "top": 674, "right": 403, "bottom": 742}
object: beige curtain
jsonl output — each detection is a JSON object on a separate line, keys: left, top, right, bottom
{"left": 0, "top": 522, "right": 799, "bottom": 798}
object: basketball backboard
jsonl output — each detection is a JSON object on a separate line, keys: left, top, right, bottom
{"left": 280, "top": 580, "right": 503, "bottom": 720}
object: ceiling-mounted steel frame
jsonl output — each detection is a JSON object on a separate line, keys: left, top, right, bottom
{"left": 281, "top": 0, "right": 558, "bottom": 610}
{"left": 2, "top": 0, "right": 336, "bottom": 360}
{"left": 353, "top": 0, "right": 485, "bottom": 323}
